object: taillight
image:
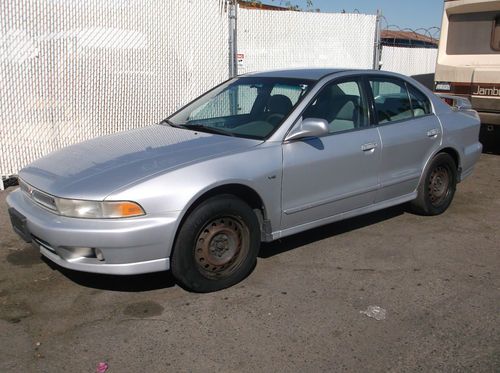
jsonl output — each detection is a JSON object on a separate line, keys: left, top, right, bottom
{"left": 442, "top": 97, "right": 454, "bottom": 106}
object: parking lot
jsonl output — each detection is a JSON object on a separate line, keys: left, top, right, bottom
{"left": 0, "top": 153, "right": 499, "bottom": 372}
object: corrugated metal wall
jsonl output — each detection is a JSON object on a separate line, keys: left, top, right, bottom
{"left": 237, "top": 7, "right": 377, "bottom": 73}
{"left": 381, "top": 46, "right": 438, "bottom": 77}
{"left": 0, "top": 0, "right": 230, "bottom": 178}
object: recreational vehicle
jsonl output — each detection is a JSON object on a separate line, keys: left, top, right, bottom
{"left": 434, "top": 0, "right": 500, "bottom": 142}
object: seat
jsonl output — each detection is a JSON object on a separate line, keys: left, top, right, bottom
{"left": 376, "top": 96, "right": 413, "bottom": 123}
{"left": 303, "top": 90, "right": 332, "bottom": 119}
{"left": 265, "top": 94, "right": 294, "bottom": 126}
{"left": 304, "top": 92, "right": 361, "bottom": 133}
{"left": 267, "top": 94, "right": 293, "bottom": 115}
{"left": 327, "top": 95, "right": 360, "bottom": 133}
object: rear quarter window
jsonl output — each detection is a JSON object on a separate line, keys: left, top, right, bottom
{"left": 407, "top": 84, "right": 432, "bottom": 117}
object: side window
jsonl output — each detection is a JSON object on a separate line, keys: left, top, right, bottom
{"left": 303, "top": 79, "right": 369, "bottom": 134}
{"left": 369, "top": 79, "right": 412, "bottom": 123}
{"left": 493, "top": 16, "right": 500, "bottom": 51}
{"left": 407, "top": 84, "right": 432, "bottom": 117}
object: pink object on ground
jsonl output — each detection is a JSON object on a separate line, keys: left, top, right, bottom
{"left": 96, "top": 362, "right": 108, "bottom": 372}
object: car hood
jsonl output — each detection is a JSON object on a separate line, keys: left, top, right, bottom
{"left": 19, "top": 125, "right": 262, "bottom": 200}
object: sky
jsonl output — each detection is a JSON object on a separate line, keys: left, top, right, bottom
{"left": 261, "top": 0, "right": 445, "bottom": 35}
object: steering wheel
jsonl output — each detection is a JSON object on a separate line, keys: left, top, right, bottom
{"left": 265, "top": 113, "right": 285, "bottom": 126}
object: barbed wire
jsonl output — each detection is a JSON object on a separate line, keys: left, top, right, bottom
{"left": 242, "top": 1, "right": 442, "bottom": 41}
{"left": 379, "top": 14, "right": 441, "bottom": 44}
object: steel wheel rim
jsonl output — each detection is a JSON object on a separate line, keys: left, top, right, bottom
{"left": 428, "top": 165, "right": 450, "bottom": 206}
{"left": 194, "top": 215, "right": 249, "bottom": 279}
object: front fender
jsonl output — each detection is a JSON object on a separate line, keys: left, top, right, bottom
{"left": 106, "top": 143, "right": 283, "bottom": 254}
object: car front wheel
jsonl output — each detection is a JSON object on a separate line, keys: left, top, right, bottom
{"left": 410, "top": 153, "right": 458, "bottom": 216}
{"left": 171, "top": 195, "right": 260, "bottom": 293}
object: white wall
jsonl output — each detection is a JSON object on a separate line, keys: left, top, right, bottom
{"left": 237, "top": 7, "right": 377, "bottom": 73}
{"left": 0, "top": 0, "right": 230, "bottom": 177}
{"left": 381, "top": 46, "right": 438, "bottom": 76}
{"left": 0, "top": 2, "right": 382, "bottom": 178}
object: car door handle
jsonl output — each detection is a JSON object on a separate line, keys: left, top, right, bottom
{"left": 361, "top": 142, "right": 378, "bottom": 152}
{"left": 427, "top": 128, "right": 440, "bottom": 138}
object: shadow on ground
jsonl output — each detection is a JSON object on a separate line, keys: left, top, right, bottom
{"left": 259, "top": 205, "right": 405, "bottom": 258}
{"left": 480, "top": 127, "right": 500, "bottom": 155}
{"left": 37, "top": 205, "right": 406, "bottom": 290}
{"left": 43, "top": 257, "right": 177, "bottom": 292}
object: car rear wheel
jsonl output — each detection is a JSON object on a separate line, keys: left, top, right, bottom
{"left": 171, "top": 195, "right": 260, "bottom": 293}
{"left": 410, "top": 153, "right": 457, "bottom": 216}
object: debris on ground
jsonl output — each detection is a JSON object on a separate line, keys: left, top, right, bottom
{"left": 360, "top": 305, "right": 387, "bottom": 321}
{"left": 96, "top": 362, "right": 109, "bottom": 372}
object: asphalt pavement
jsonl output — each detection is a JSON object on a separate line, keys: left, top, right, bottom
{"left": 0, "top": 154, "right": 499, "bottom": 372}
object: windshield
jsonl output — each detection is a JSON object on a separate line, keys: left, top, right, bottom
{"left": 166, "top": 77, "right": 313, "bottom": 139}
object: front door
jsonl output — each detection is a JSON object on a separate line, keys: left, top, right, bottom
{"left": 281, "top": 77, "right": 381, "bottom": 230}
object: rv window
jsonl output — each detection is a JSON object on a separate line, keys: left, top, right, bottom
{"left": 447, "top": 11, "right": 500, "bottom": 55}
{"left": 493, "top": 16, "right": 500, "bottom": 51}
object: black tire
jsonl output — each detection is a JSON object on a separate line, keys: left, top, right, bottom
{"left": 410, "top": 153, "right": 458, "bottom": 216}
{"left": 171, "top": 195, "right": 260, "bottom": 293}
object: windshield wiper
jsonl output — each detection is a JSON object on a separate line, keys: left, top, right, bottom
{"left": 160, "top": 120, "right": 235, "bottom": 137}
{"left": 181, "top": 124, "right": 235, "bottom": 137}
{"left": 159, "top": 118, "right": 178, "bottom": 127}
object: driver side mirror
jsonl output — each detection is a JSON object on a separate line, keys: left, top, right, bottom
{"left": 285, "top": 117, "right": 329, "bottom": 142}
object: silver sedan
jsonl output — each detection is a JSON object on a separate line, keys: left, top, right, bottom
{"left": 7, "top": 69, "right": 482, "bottom": 292}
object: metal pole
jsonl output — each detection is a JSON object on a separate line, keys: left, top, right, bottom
{"left": 228, "top": 0, "right": 238, "bottom": 78}
{"left": 373, "top": 9, "right": 382, "bottom": 70}
{"left": 233, "top": 1, "right": 238, "bottom": 77}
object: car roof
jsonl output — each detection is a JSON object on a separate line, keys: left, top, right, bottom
{"left": 242, "top": 68, "right": 357, "bottom": 81}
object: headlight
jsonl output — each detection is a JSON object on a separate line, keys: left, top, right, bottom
{"left": 19, "top": 179, "right": 145, "bottom": 218}
{"left": 55, "top": 198, "right": 145, "bottom": 218}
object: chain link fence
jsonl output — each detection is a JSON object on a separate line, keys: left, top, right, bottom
{"left": 1, "top": 2, "right": 382, "bottom": 184}
{"left": 237, "top": 7, "right": 377, "bottom": 73}
{"left": 0, "top": 0, "right": 230, "bottom": 182}
{"left": 381, "top": 46, "right": 438, "bottom": 77}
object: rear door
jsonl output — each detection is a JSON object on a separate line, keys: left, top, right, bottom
{"left": 281, "top": 77, "right": 381, "bottom": 230}
{"left": 369, "top": 77, "right": 442, "bottom": 202}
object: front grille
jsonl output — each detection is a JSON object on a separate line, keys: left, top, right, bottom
{"left": 19, "top": 179, "right": 58, "bottom": 212}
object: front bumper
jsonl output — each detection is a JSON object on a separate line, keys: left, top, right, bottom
{"left": 6, "top": 189, "right": 180, "bottom": 275}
